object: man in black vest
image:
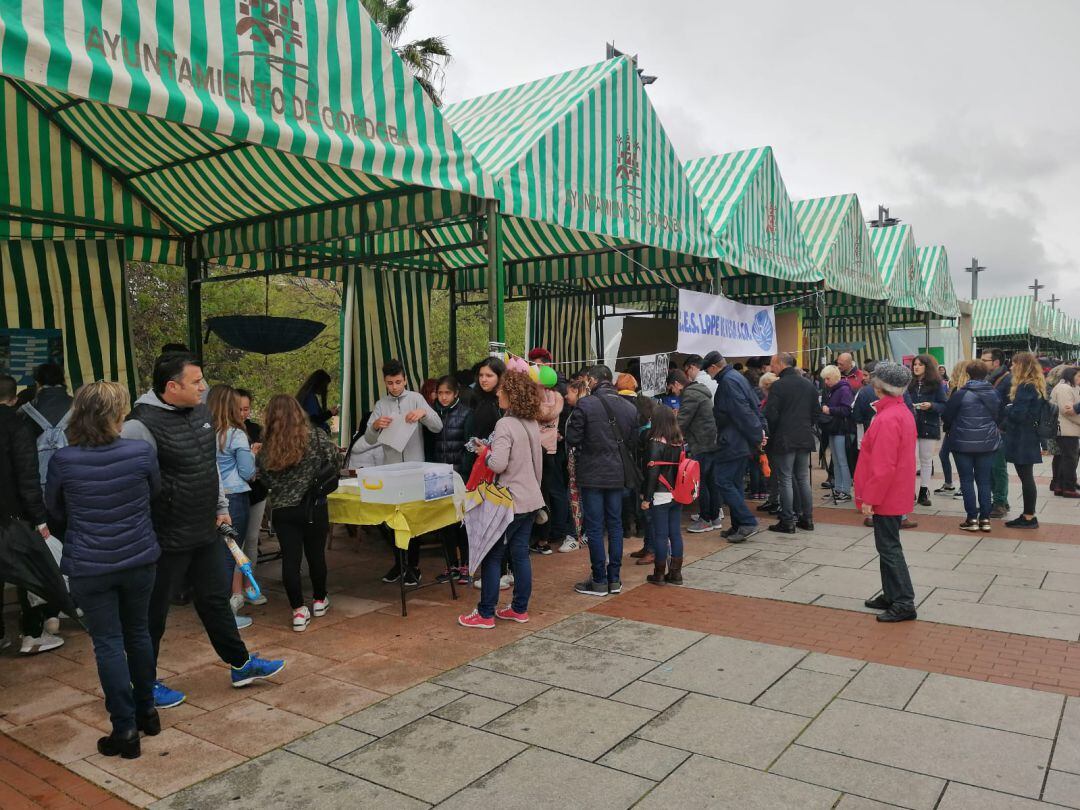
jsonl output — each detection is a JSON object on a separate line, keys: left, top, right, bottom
{"left": 123, "top": 353, "right": 284, "bottom": 708}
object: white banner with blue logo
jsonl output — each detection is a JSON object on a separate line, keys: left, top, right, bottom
{"left": 676, "top": 290, "right": 777, "bottom": 357}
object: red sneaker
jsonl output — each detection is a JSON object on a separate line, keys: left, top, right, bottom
{"left": 457, "top": 610, "right": 495, "bottom": 629}
{"left": 495, "top": 607, "right": 530, "bottom": 623}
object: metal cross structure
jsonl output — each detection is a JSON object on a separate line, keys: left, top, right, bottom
{"left": 1029, "top": 278, "right": 1045, "bottom": 301}
{"left": 965, "top": 257, "right": 986, "bottom": 300}
{"left": 868, "top": 205, "right": 901, "bottom": 228}
{"left": 1049, "top": 293, "right": 1060, "bottom": 310}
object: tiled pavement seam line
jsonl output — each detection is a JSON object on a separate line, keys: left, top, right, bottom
{"left": 591, "top": 587, "right": 1080, "bottom": 697}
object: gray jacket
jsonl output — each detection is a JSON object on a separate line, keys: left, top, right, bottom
{"left": 363, "top": 390, "right": 443, "bottom": 464}
{"left": 678, "top": 381, "right": 718, "bottom": 455}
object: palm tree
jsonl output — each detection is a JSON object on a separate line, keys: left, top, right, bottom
{"left": 362, "top": 0, "right": 451, "bottom": 106}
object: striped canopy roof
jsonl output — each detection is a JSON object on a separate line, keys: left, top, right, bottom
{"left": 972, "top": 295, "right": 1037, "bottom": 339}
{"left": 793, "top": 194, "right": 887, "bottom": 301}
{"left": 869, "top": 224, "right": 922, "bottom": 311}
{"left": 0, "top": 0, "right": 496, "bottom": 263}
{"left": 684, "top": 147, "right": 820, "bottom": 284}
{"left": 916, "top": 245, "right": 961, "bottom": 318}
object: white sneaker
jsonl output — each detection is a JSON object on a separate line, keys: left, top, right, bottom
{"left": 472, "top": 577, "right": 482, "bottom": 590}
{"left": 690, "top": 513, "right": 700, "bottom": 522}
{"left": 502, "top": 573, "right": 514, "bottom": 589}
{"left": 292, "top": 606, "right": 311, "bottom": 632}
{"left": 229, "top": 593, "right": 245, "bottom": 615}
{"left": 20, "top": 632, "right": 64, "bottom": 655}
{"left": 313, "top": 597, "right": 330, "bottom": 617}
{"left": 246, "top": 593, "right": 268, "bottom": 606}
{"left": 558, "top": 537, "right": 580, "bottom": 553}
{"left": 43, "top": 616, "right": 60, "bottom": 635}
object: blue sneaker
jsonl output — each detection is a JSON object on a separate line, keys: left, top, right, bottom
{"left": 153, "top": 681, "right": 186, "bottom": 709}
{"left": 231, "top": 655, "right": 286, "bottom": 688}
{"left": 235, "top": 615, "right": 253, "bottom": 630}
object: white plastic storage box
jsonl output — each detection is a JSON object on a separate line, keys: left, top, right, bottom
{"left": 352, "top": 462, "right": 455, "bottom": 504}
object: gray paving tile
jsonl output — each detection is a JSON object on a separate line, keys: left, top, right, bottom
{"left": 682, "top": 567, "right": 822, "bottom": 603}
{"left": 1043, "top": 572, "right": 1080, "bottom": 594}
{"left": 808, "top": 523, "right": 874, "bottom": 540}
{"left": 906, "top": 673, "right": 1064, "bottom": 738}
{"left": 928, "top": 536, "right": 980, "bottom": 555}
{"left": 431, "top": 665, "right": 550, "bottom": 705}
{"left": 754, "top": 667, "right": 848, "bottom": 717}
{"left": 797, "top": 652, "right": 865, "bottom": 678}
{"left": 339, "top": 682, "right": 463, "bottom": 736}
{"left": 435, "top": 747, "right": 651, "bottom": 810}
{"left": 150, "top": 750, "right": 424, "bottom": 810}
{"left": 637, "top": 692, "right": 808, "bottom": 768}
{"left": 917, "top": 595, "right": 1080, "bottom": 640}
{"left": 284, "top": 724, "right": 375, "bottom": 764}
{"left": 482, "top": 687, "right": 653, "bottom": 761}
{"left": 754, "top": 549, "right": 799, "bottom": 560}
{"left": 928, "top": 587, "right": 982, "bottom": 603}
{"left": 835, "top": 797, "right": 904, "bottom": 809}
{"left": 957, "top": 563, "right": 1046, "bottom": 582}
{"left": 636, "top": 754, "right": 838, "bottom": 809}
{"left": 1052, "top": 696, "right": 1080, "bottom": 775}
{"left": 572, "top": 619, "right": 706, "bottom": 662}
{"left": 469, "top": 636, "right": 656, "bottom": 697}
{"left": 789, "top": 531, "right": 870, "bottom": 550}
{"left": 936, "top": 782, "right": 1057, "bottom": 809}
{"left": 723, "top": 557, "right": 818, "bottom": 580}
{"left": 974, "top": 538, "right": 1022, "bottom": 553}
{"left": 597, "top": 737, "right": 690, "bottom": 781}
{"left": 641, "top": 634, "right": 805, "bottom": 702}
{"left": 609, "top": 680, "right": 687, "bottom": 711}
{"left": 983, "top": 582, "right": 1080, "bottom": 616}
{"left": 534, "top": 613, "right": 619, "bottom": 643}
{"left": 789, "top": 547, "right": 879, "bottom": 569}
{"left": 813, "top": 594, "right": 881, "bottom": 614}
{"left": 789, "top": 565, "right": 918, "bottom": 601}
{"left": 332, "top": 716, "right": 524, "bottom": 804}
{"left": 838, "top": 663, "right": 926, "bottom": 709}
{"left": 432, "top": 694, "right": 515, "bottom": 728}
{"left": 770, "top": 745, "right": 944, "bottom": 810}
{"left": 907, "top": 566, "right": 997, "bottom": 592}
{"left": 883, "top": 550, "right": 964, "bottom": 571}
{"left": 997, "top": 575, "right": 1046, "bottom": 588}
{"left": 855, "top": 531, "right": 945, "bottom": 551}
{"left": 696, "top": 545, "right": 763, "bottom": 566}
{"left": 966, "top": 549, "right": 1080, "bottom": 575}
{"left": 1039, "top": 770, "right": 1080, "bottom": 808}
{"left": 798, "top": 699, "right": 1053, "bottom": 798}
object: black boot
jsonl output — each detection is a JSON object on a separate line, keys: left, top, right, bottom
{"left": 665, "top": 557, "right": 684, "bottom": 585}
{"left": 137, "top": 709, "right": 161, "bottom": 736}
{"left": 97, "top": 728, "right": 141, "bottom": 759}
{"left": 917, "top": 487, "right": 931, "bottom": 507}
{"left": 646, "top": 559, "right": 667, "bottom": 585}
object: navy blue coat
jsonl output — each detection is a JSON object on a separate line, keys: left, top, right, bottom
{"left": 45, "top": 439, "right": 161, "bottom": 577}
{"left": 942, "top": 380, "right": 1002, "bottom": 455}
{"left": 910, "top": 378, "right": 948, "bottom": 440}
{"left": 712, "top": 365, "right": 766, "bottom": 462}
{"left": 565, "top": 382, "right": 639, "bottom": 489}
{"left": 1003, "top": 383, "right": 1043, "bottom": 465}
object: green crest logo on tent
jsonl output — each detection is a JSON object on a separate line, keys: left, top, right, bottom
{"left": 236, "top": 0, "right": 308, "bottom": 84}
{"left": 615, "top": 135, "right": 642, "bottom": 198}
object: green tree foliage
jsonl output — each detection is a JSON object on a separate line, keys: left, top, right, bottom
{"left": 427, "top": 290, "right": 528, "bottom": 376}
{"left": 362, "top": 0, "right": 451, "bottom": 105}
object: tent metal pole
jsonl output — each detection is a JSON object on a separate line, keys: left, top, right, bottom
{"left": 593, "top": 294, "right": 603, "bottom": 364}
{"left": 184, "top": 244, "right": 203, "bottom": 362}
{"left": 448, "top": 271, "right": 459, "bottom": 375}
{"left": 883, "top": 304, "right": 892, "bottom": 360}
{"left": 925, "top": 312, "right": 931, "bottom": 353}
{"left": 486, "top": 199, "right": 506, "bottom": 354}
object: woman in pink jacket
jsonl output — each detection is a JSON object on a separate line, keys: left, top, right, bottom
{"left": 854, "top": 361, "right": 918, "bottom": 623}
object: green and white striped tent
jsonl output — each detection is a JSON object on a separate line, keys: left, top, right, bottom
{"left": 869, "top": 224, "right": 924, "bottom": 316}
{"left": 0, "top": 0, "right": 498, "bottom": 419}
{"left": 793, "top": 194, "right": 887, "bottom": 302}
{"left": 916, "top": 245, "right": 961, "bottom": 318}
{"left": 972, "top": 296, "right": 1040, "bottom": 348}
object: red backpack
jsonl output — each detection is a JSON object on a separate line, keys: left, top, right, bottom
{"left": 648, "top": 449, "right": 701, "bottom": 505}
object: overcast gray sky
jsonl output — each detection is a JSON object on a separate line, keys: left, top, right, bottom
{"left": 412, "top": 0, "right": 1080, "bottom": 318}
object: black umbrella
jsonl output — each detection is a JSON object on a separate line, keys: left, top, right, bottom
{"left": 0, "top": 519, "right": 81, "bottom": 622}
{"left": 205, "top": 315, "right": 326, "bottom": 355}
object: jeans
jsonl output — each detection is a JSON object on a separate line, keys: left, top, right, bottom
{"left": 715, "top": 457, "right": 757, "bottom": 529}
{"left": 829, "top": 434, "right": 852, "bottom": 495}
{"left": 149, "top": 540, "right": 250, "bottom": 669}
{"left": 582, "top": 487, "right": 625, "bottom": 584}
{"left": 693, "top": 450, "right": 722, "bottom": 522}
{"left": 273, "top": 502, "right": 329, "bottom": 610}
{"left": 478, "top": 511, "right": 534, "bottom": 618}
{"left": 916, "top": 438, "right": 937, "bottom": 490}
{"left": 954, "top": 451, "right": 994, "bottom": 520}
{"left": 70, "top": 564, "right": 157, "bottom": 734}
{"left": 1057, "top": 437, "right": 1080, "bottom": 493}
{"left": 650, "top": 502, "right": 683, "bottom": 562}
{"left": 873, "top": 514, "right": 915, "bottom": 611}
{"left": 543, "top": 449, "right": 572, "bottom": 540}
{"left": 991, "top": 447, "right": 1010, "bottom": 507}
{"left": 224, "top": 492, "right": 251, "bottom": 578}
{"left": 243, "top": 498, "right": 266, "bottom": 561}
{"left": 1014, "top": 463, "right": 1037, "bottom": 516}
{"left": 939, "top": 444, "right": 954, "bottom": 486}
{"left": 774, "top": 450, "right": 812, "bottom": 524}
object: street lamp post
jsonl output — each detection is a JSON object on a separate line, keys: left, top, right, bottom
{"left": 965, "top": 257, "right": 986, "bottom": 300}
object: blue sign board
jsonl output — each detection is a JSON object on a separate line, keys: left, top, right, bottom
{"left": 0, "top": 328, "right": 64, "bottom": 385}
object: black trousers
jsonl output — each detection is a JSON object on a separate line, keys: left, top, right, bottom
{"left": 149, "top": 540, "right": 249, "bottom": 669}
{"left": 874, "top": 515, "right": 915, "bottom": 611}
{"left": 1057, "top": 437, "right": 1080, "bottom": 493}
{"left": 274, "top": 503, "right": 329, "bottom": 610}
{"left": 1013, "top": 463, "right": 1038, "bottom": 516}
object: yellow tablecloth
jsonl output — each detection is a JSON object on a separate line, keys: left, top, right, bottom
{"left": 327, "top": 490, "right": 462, "bottom": 550}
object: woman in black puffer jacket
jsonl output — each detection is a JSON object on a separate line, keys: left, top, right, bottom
{"left": 909, "top": 355, "right": 948, "bottom": 507}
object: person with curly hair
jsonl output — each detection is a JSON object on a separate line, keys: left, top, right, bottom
{"left": 1003, "top": 352, "right": 1047, "bottom": 528}
{"left": 459, "top": 371, "right": 544, "bottom": 629}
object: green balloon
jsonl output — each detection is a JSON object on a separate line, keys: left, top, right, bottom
{"left": 536, "top": 364, "right": 558, "bottom": 388}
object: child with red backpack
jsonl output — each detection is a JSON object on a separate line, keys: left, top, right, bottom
{"left": 641, "top": 405, "right": 699, "bottom": 585}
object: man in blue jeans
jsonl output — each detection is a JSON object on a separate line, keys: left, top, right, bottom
{"left": 712, "top": 355, "right": 767, "bottom": 542}
{"left": 565, "top": 366, "right": 639, "bottom": 595}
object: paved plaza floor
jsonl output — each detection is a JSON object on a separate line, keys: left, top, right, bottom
{"left": 4, "top": 460, "right": 1080, "bottom": 808}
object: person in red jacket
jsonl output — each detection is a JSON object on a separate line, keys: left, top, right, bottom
{"left": 855, "top": 361, "right": 918, "bottom": 623}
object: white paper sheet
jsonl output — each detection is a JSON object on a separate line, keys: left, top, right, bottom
{"left": 377, "top": 416, "right": 418, "bottom": 454}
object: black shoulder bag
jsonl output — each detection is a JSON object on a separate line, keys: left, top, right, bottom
{"left": 598, "top": 394, "right": 644, "bottom": 490}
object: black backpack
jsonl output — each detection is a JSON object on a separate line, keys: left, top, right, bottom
{"left": 1036, "top": 397, "right": 1059, "bottom": 441}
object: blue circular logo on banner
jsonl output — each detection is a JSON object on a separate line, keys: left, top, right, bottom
{"left": 752, "top": 310, "right": 774, "bottom": 351}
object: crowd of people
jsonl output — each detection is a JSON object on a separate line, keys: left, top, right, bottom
{"left": 1, "top": 340, "right": 1074, "bottom": 759}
